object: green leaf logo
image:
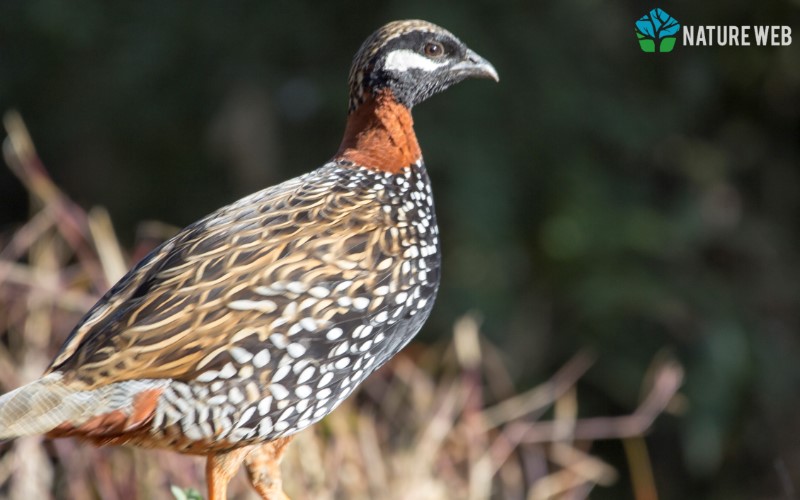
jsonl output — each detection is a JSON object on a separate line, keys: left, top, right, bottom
{"left": 635, "top": 8, "right": 681, "bottom": 53}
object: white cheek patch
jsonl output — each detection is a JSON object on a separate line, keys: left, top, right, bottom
{"left": 383, "top": 49, "right": 448, "bottom": 73}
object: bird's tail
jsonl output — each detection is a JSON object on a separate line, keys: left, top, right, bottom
{"left": 0, "top": 373, "right": 86, "bottom": 439}
{"left": 0, "top": 374, "right": 170, "bottom": 440}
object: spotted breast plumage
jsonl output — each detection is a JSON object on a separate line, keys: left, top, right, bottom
{"left": 0, "top": 19, "right": 497, "bottom": 500}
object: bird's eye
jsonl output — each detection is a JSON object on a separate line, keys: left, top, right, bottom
{"left": 423, "top": 41, "right": 445, "bottom": 58}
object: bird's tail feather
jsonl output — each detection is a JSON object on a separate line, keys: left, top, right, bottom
{"left": 0, "top": 373, "right": 85, "bottom": 439}
{"left": 0, "top": 374, "right": 168, "bottom": 439}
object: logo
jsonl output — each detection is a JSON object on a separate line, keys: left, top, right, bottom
{"left": 635, "top": 8, "right": 680, "bottom": 53}
{"left": 635, "top": 8, "right": 793, "bottom": 52}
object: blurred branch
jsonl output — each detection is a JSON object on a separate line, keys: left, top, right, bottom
{"left": 0, "top": 259, "right": 97, "bottom": 312}
{"left": 87, "top": 207, "right": 128, "bottom": 284}
{"left": 519, "top": 360, "right": 683, "bottom": 444}
{"left": 624, "top": 437, "right": 658, "bottom": 500}
{"left": 479, "top": 351, "right": 596, "bottom": 430}
{"left": 774, "top": 459, "right": 797, "bottom": 500}
{"left": 2, "top": 110, "right": 108, "bottom": 290}
{"left": 0, "top": 210, "right": 56, "bottom": 262}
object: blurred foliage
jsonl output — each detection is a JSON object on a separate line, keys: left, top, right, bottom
{"left": 0, "top": 0, "right": 799, "bottom": 498}
{"left": 170, "top": 486, "right": 204, "bottom": 500}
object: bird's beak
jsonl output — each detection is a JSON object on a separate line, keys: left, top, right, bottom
{"left": 450, "top": 49, "right": 499, "bottom": 82}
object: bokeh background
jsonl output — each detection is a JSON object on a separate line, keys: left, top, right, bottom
{"left": 1, "top": 0, "right": 799, "bottom": 498}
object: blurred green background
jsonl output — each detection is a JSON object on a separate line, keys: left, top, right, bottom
{"left": 1, "top": 0, "right": 799, "bottom": 498}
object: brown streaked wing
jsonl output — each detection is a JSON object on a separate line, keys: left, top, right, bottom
{"left": 47, "top": 166, "right": 398, "bottom": 389}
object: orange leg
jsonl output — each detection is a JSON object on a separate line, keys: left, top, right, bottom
{"left": 206, "top": 446, "right": 252, "bottom": 500}
{"left": 244, "top": 437, "right": 294, "bottom": 500}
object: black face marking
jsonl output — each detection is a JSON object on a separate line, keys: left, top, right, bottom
{"left": 347, "top": 20, "right": 498, "bottom": 111}
{"left": 364, "top": 30, "right": 469, "bottom": 108}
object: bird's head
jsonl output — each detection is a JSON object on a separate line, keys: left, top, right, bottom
{"left": 348, "top": 20, "right": 499, "bottom": 111}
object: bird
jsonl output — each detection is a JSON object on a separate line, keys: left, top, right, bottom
{"left": 0, "top": 19, "right": 498, "bottom": 499}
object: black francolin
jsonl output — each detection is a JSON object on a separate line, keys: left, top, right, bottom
{"left": 0, "top": 19, "right": 498, "bottom": 499}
